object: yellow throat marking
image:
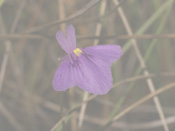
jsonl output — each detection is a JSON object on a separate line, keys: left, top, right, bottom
{"left": 73, "top": 48, "right": 82, "bottom": 56}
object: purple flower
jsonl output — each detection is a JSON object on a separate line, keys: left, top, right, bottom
{"left": 52, "top": 25, "right": 123, "bottom": 95}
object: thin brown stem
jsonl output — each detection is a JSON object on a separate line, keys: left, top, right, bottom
{"left": 113, "top": 0, "right": 170, "bottom": 130}
{"left": 104, "top": 83, "right": 175, "bottom": 128}
{"left": 26, "top": 0, "right": 101, "bottom": 33}
{"left": 1, "top": 34, "right": 175, "bottom": 41}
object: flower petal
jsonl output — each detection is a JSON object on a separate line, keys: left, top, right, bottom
{"left": 52, "top": 56, "right": 76, "bottom": 91}
{"left": 83, "top": 45, "right": 123, "bottom": 65}
{"left": 66, "top": 24, "right": 76, "bottom": 50}
{"left": 56, "top": 25, "right": 76, "bottom": 54}
{"left": 76, "top": 54, "right": 113, "bottom": 95}
{"left": 56, "top": 31, "right": 70, "bottom": 54}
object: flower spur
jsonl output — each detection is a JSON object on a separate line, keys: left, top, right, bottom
{"left": 52, "top": 25, "right": 123, "bottom": 95}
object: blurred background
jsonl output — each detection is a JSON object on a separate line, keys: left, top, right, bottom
{"left": 0, "top": 0, "right": 175, "bottom": 131}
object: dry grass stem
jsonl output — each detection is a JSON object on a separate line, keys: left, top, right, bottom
{"left": 105, "top": 83, "right": 175, "bottom": 128}
{"left": 0, "top": 102, "right": 24, "bottom": 131}
{"left": 0, "top": 0, "right": 25, "bottom": 92}
{"left": 26, "top": 0, "right": 101, "bottom": 33}
{"left": 1, "top": 34, "right": 175, "bottom": 41}
{"left": 113, "top": 0, "right": 170, "bottom": 130}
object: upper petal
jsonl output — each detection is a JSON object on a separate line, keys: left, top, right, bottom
{"left": 83, "top": 45, "right": 123, "bottom": 65}
{"left": 56, "top": 31, "right": 70, "bottom": 54}
{"left": 56, "top": 25, "right": 76, "bottom": 54}
{"left": 66, "top": 24, "right": 76, "bottom": 50}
